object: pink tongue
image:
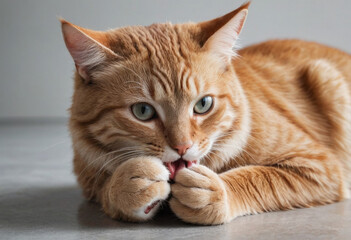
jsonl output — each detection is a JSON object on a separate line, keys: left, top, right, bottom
{"left": 166, "top": 159, "right": 196, "bottom": 180}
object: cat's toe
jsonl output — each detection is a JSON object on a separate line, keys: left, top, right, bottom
{"left": 171, "top": 183, "right": 212, "bottom": 209}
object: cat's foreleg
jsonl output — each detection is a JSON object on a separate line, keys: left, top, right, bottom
{"left": 170, "top": 153, "right": 348, "bottom": 225}
{"left": 100, "top": 157, "right": 170, "bottom": 222}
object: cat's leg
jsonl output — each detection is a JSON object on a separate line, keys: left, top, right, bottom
{"left": 100, "top": 157, "right": 170, "bottom": 222}
{"left": 170, "top": 149, "right": 349, "bottom": 225}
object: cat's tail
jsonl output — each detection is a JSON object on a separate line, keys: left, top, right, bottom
{"left": 305, "top": 59, "right": 351, "bottom": 195}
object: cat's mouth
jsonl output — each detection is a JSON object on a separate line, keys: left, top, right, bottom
{"left": 165, "top": 158, "right": 197, "bottom": 180}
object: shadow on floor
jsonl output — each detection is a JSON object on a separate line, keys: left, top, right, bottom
{"left": 2, "top": 184, "right": 351, "bottom": 239}
{"left": 0, "top": 185, "right": 190, "bottom": 231}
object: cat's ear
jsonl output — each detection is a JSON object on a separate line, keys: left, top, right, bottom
{"left": 60, "top": 19, "right": 119, "bottom": 83}
{"left": 198, "top": 2, "right": 250, "bottom": 62}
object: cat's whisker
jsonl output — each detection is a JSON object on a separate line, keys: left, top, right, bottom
{"left": 91, "top": 158, "right": 120, "bottom": 194}
{"left": 90, "top": 150, "right": 145, "bottom": 194}
{"left": 211, "top": 136, "right": 259, "bottom": 164}
{"left": 77, "top": 146, "right": 143, "bottom": 178}
{"left": 36, "top": 139, "right": 70, "bottom": 154}
{"left": 124, "top": 81, "right": 145, "bottom": 88}
{"left": 208, "top": 148, "right": 242, "bottom": 167}
{"left": 240, "top": 148, "right": 258, "bottom": 164}
{"left": 115, "top": 63, "right": 144, "bottom": 82}
{"left": 211, "top": 141, "right": 258, "bottom": 164}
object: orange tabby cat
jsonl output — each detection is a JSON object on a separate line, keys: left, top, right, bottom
{"left": 61, "top": 2, "right": 351, "bottom": 225}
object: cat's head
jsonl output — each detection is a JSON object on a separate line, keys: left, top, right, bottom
{"left": 62, "top": 3, "right": 251, "bottom": 172}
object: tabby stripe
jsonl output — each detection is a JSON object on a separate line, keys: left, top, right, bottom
{"left": 281, "top": 163, "right": 322, "bottom": 188}
{"left": 138, "top": 36, "right": 169, "bottom": 95}
{"left": 174, "top": 26, "right": 187, "bottom": 61}
{"left": 169, "top": 27, "right": 184, "bottom": 62}
{"left": 105, "top": 132, "right": 131, "bottom": 141}
{"left": 148, "top": 77, "right": 156, "bottom": 99}
{"left": 153, "top": 63, "right": 173, "bottom": 93}
{"left": 246, "top": 175, "right": 264, "bottom": 210}
{"left": 179, "top": 65, "right": 187, "bottom": 91}
{"left": 148, "top": 27, "right": 166, "bottom": 65}
{"left": 128, "top": 33, "right": 141, "bottom": 54}
{"left": 261, "top": 170, "right": 282, "bottom": 208}
{"left": 275, "top": 169, "right": 297, "bottom": 193}
{"left": 142, "top": 35, "right": 171, "bottom": 94}
{"left": 217, "top": 94, "right": 237, "bottom": 108}
{"left": 151, "top": 67, "right": 172, "bottom": 95}
{"left": 181, "top": 68, "right": 190, "bottom": 91}
{"left": 74, "top": 106, "right": 123, "bottom": 125}
{"left": 148, "top": 27, "right": 175, "bottom": 90}
{"left": 256, "top": 80, "right": 319, "bottom": 142}
{"left": 201, "top": 105, "right": 227, "bottom": 129}
{"left": 94, "top": 126, "right": 109, "bottom": 136}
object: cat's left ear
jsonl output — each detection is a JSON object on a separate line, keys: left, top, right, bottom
{"left": 199, "top": 2, "right": 250, "bottom": 62}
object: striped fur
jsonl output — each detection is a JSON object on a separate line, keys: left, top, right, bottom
{"left": 61, "top": 3, "right": 351, "bottom": 224}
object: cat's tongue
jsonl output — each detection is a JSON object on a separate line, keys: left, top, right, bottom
{"left": 166, "top": 159, "right": 196, "bottom": 180}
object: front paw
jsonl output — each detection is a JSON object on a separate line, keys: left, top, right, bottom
{"left": 169, "top": 164, "right": 230, "bottom": 225}
{"left": 103, "top": 157, "right": 170, "bottom": 222}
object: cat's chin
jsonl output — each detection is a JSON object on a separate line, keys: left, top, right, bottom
{"left": 165, "top": 158, "right": 197, "bottom": 180}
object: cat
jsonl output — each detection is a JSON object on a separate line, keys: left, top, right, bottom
{"left": 61, "top": 2, "right": 351, "bottom": 225}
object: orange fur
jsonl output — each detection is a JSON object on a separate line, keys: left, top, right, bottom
{"left": 61, "top": 2, "right": 351, "bottom": 225}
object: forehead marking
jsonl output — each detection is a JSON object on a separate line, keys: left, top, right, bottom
{"left": 135, "top": 38, "right": 169, "bottom": 96}
{"left": 150, "top": 67, "right": 172, "bottom": 97}
{"left": 146, "top": 28, "right": 176, "bottom": 93}
{"left": 137, "top": 29, "right": 179, "bottom": 97}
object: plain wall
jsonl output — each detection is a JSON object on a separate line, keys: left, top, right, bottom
{"left": 0, "top": 0, "right": 350, "bottom": 119}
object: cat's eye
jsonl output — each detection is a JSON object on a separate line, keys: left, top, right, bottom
{"left": 131, "top": 103, "right": 156, "bottom": 121}
{"left": 194, "top": 96, "right": 213, "bottom": 114}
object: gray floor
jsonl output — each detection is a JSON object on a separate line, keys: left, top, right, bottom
{"left": 0, "top": 121, "right": 350, "bottom": 240}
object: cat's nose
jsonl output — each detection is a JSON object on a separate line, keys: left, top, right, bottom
{"left": 173, "top": 142, "right": 193, "bottom": 156}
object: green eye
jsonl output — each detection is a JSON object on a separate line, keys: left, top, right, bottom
{"left": 132, "top": 103, "right": 156, "bottom": 121}
{"left": 194, "top": 96, "right": 213, "bottom": 114}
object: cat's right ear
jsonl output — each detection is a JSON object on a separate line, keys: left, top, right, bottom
{"left": 60, "top": 19, "right": 119, "bottom": 83}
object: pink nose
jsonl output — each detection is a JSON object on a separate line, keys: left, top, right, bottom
{"left": 173, "top": 143, "right": 193, "bottom": 156}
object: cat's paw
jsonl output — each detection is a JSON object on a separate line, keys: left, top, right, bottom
{"left": 103, "top": 156, "right": 170, "bottom": 222}
{"left": 169, "top": 164, "right": 230, "bottom": 225}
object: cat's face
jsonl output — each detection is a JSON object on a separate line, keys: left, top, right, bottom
{"left": 63, "top": 4, "right": 250, "bottom": 171}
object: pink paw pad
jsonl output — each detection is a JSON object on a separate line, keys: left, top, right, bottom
{"left": 144, "top": 200, "right": 161, "bottom": 214}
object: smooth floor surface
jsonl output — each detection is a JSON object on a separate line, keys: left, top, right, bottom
{"left": 0, "top": 121, "right": 350, "bottom": 240}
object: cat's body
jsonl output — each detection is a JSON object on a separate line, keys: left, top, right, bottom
{"left": 231, "top": 39, "right": 351, "bottom": 178}
{"left": 62, "top": 3, "right": 351, "bottom": 225}
{"left": 233, "top": 40, "right": 351, "bottom": 174}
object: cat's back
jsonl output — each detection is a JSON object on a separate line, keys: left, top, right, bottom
{"left": 239, "top": 39, "right": 351, "bottom": 62}
{"left": 237, "top": 39, "right": 351, "bottom": 84}
{"left": 234, "top": 39, "right": 351, "bottom": 109}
